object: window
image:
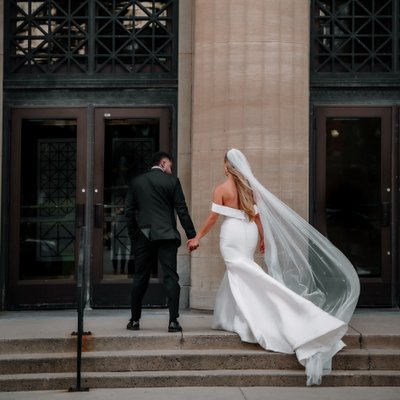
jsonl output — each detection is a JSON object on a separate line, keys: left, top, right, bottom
{"left": 6, "top": 0, "right": 177, "bottom": 75}
{"left": 311, "top": 0, "right": 396, "bottom": 73}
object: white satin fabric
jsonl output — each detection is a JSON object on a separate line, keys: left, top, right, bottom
{"left": 211, "top": 203, "right": 348, "bottom": 385}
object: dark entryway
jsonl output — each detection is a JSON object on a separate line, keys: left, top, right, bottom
{"left": 314, "top": 106, "right": 395, "bottom": 306}
{"left": 7, "top": 107, "right": 171, "bottom": 309}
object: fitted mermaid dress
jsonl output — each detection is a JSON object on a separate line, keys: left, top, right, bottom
{"left": 210, "top": 203, "right": 348, "bottom": 383}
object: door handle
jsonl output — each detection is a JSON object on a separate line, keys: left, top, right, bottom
{"left": 75, "top": 204, "right": 85, "bottom": 228}
{"left": 381, "top": 202, "right": 391, "bottom": 227}
{"left": 94, "top": 203, "right": 104, "bottom": 228}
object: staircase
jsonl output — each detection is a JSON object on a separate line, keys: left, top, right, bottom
{"left": 0, "top": 326, "right": 399, "bottom": 391}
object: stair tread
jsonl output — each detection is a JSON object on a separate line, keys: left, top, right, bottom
{"left": 1, "top": 348, "right": 400, "bottom": 360}
{"left": 1, "top": 369, "right": 400, "bottom": 379}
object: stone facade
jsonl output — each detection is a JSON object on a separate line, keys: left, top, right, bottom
{"left": 0, "top": 0, "right": 3, "bottom": 272}
{"left": 189, "top": 0, "right": 310, "bottom": 309}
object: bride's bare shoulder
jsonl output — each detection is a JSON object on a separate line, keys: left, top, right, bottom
{"left": 214, "top": 179, "right": 232, "bottom": 192}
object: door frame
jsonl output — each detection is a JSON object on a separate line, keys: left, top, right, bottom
{"left": 313, "top": 106, "right": 396, "bottom": 306}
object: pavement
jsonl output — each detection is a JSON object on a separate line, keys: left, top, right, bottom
{"left": 0, "top": 387, "right": 400, "bottom": 400}
{"left": 0, "top": 308, "right": 399, "bottom": 400}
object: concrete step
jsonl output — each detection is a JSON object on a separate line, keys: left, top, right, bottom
{"left": 0, "top": 332, "right": 364, "bottom": 355}
{"left": 1, "top": 369, "right": 400, "bottom": 391}
{"left": 2, "top": 333, "right": 399, "bottom": 355}
{"left": 0, "top": 349, "right": 399, "bottom": 375}
{"left": 0, "top": 333, "right": 262, "bottom": 355}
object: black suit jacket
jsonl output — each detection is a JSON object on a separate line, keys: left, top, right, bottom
{"left": 125, "top": 168, "right": 196, "bottom": 246}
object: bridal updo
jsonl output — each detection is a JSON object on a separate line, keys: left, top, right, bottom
{"left": 224, "top": 152, "right": 256, "bottom": 221}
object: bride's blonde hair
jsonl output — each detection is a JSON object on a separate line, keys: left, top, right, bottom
{"left": 224, "top": 154, "right": 256, "bottom": 221}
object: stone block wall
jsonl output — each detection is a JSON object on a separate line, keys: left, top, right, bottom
{"left": 189, "top": 0, "right": 310, "bottom": 310}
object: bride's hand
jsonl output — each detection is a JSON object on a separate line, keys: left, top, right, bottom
{"left": 187, "top": 238, "right": 199, "bottom": 252}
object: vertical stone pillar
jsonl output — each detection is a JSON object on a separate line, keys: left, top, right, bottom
{"left": 190, "top": 0, "right": 310, "bottom": 309}
{"left": 177, "top": 0, "right": 194, "bottom": 308}
{"left": 0, "top": 0, "right": 4, "bottom": 308}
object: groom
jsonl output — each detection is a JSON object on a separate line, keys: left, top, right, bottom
{"left": 125, "top": 151, "right": 197, "bottom": 332}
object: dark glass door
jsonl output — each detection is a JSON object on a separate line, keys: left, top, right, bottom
{"left": 8, "top": 109, "right": 86, "bottom": 307}
{"left": 315, "top": 107, "right": 393, "bottom": 306}
{"left": 8, "top": 107, "right": 171, "bottom": 309}
{"left": 91, "top": 108, "right": 170, "bottom": 307}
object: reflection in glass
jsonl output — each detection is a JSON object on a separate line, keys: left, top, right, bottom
{"left": 326, "top": 117, "right": 381, "bottom": 276}
{"left": 19, "top": 119, "right": 77, "bottom": 280}
{"left": 102, "top": 119, "right": 159, "bottom": 280}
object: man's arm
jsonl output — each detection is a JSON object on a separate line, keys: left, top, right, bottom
{"left": 174, "top": 178, "right": 196, "bottom": 239}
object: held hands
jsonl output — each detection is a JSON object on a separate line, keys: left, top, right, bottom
{"left": 187, "top": 237, "right": 200, "bottom": 253}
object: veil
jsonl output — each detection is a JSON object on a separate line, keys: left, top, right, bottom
{"left": 226, "top": 149, "right": 360, "bottom": 384}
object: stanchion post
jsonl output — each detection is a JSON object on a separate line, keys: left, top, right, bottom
{"left": 69, "top": 226, "right": 90, "bottom": 392}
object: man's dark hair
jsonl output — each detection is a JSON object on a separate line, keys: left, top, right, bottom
{"left": 151, "top": 151, "right": 173, "bottom": 166}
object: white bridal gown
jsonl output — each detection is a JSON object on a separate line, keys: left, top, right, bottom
{"left": 211, "top": 203, "right": 348, "bottom": 384}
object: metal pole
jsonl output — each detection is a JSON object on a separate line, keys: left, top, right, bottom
{"left": 69, "top": 226, "right": 90, "bottom": 392}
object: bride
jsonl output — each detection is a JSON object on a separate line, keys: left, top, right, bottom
{"left": 187, "top": 149, "right": 360, "bottom": 386}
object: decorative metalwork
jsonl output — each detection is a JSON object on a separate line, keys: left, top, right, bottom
{"left": 7, "top": 0, "right": 177, "bottom": 75}
{"left": 38, "top": 139, "right": 76, "bottom": 260}
{"left": 312, "top": 0, "right": 395, "bottom": 73}
{"left": 95, "top": 0, "right": 175, "bottom": 73}
{"left": 9, "top": 0, "right": 90, "bottom": 73}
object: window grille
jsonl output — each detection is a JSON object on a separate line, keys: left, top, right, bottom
{"left": 6, "top": 0, "right": 177, "bottom": 75}
{"left": 311, "top": 0, "right": 397, "bottom": 73}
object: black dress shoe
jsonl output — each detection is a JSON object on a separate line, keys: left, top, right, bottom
{"left": 126, "top": 320, "right": 140, "bottom": 331}
{"left": 168, "top": 320, "right": 182, "bottom": 332}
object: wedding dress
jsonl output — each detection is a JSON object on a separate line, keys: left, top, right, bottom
{"left": 210, "top": 149, "right": 360, "bottom": 386}
{"left": 211, "top": 203, "right": 347, "bottom": 384}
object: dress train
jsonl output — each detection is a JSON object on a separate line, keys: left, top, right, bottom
{"left": 211, "top": 203, "right": 348, "bottom": 385}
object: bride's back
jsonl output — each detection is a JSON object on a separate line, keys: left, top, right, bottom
{"left": 219, "top": 178, "right": 241, "bottom": 210}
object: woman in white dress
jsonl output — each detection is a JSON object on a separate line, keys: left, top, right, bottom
{"left": 187, "top": 149, "right": 360, "bottom": 386}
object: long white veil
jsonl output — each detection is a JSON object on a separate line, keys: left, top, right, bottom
{"left": 227, "top": 149, "right": 360, "bottom": 384}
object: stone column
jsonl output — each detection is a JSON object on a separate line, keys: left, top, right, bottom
{"left": 0, "top": 0, "right": 4, "bottom": 308}
{"left": 190, "top": 0, "right": 310, "bottom": 309}
{"left": 177, "top": 0, "right": 194, "bottom": 309}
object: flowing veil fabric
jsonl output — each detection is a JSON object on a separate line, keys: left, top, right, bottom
{"left": 226, "top": 149, "right": 360, "bottom": 385}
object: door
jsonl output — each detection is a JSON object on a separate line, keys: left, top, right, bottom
{"left": 91, "top": 108, "right": 170, "bottom": 307}
{"left": 315, "top": 107, "right": 393, "bottom": 306}
{"left": 7, "top": 107, "right": 170, "bottom": 309}
{"left": 8, "top": 108, "right": 86, "bottom": 307}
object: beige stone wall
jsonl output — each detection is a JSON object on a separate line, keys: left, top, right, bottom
{"left": 0, "top": 0, "right": 3, "bottom": 251}
{"left": 177, "top": 0, "right": 194, "bottom": 308}
{"left": 190, "top": 0, "right": 310, "bottom": 309}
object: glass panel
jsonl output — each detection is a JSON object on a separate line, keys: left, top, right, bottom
{"left": 312, "top": 0, "right": 394, "bottom": 73}
{"left": 19, "top": 119, "right": 77, "bottom": 280}
{"left": 102, "top": 118, "right": 159, "bottom": 279}
{"left": 94, "top": 0, "right": 174, "bottom": 74}
{"left": 326, "top": 117, "right": 381, "bottom": 277}
{"left": 7, "top": 0, "right": 176, "bottom": 75}
{"left": 9, "top": 0, "right": 89, "bottom": 73}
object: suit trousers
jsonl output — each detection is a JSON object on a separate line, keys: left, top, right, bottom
{"left": 131, "top": 233, "right": 180, "bottom": 322}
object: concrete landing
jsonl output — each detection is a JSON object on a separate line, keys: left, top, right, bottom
{"left": 1, "top": 308, "right": 399, "bottom": 341}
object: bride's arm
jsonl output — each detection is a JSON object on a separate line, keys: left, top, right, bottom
{"left": 188, "top": 212, "right": 219, "bottom": 249}
{"left": 254, "top": 213, "right": 265, "bottom": 254}
{"left": 187, "top": 187, "right": 222, "bottom": 251}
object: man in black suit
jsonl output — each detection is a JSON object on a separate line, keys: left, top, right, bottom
{"left": 125, "top": 152, "right": 197, "bottom": 332}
